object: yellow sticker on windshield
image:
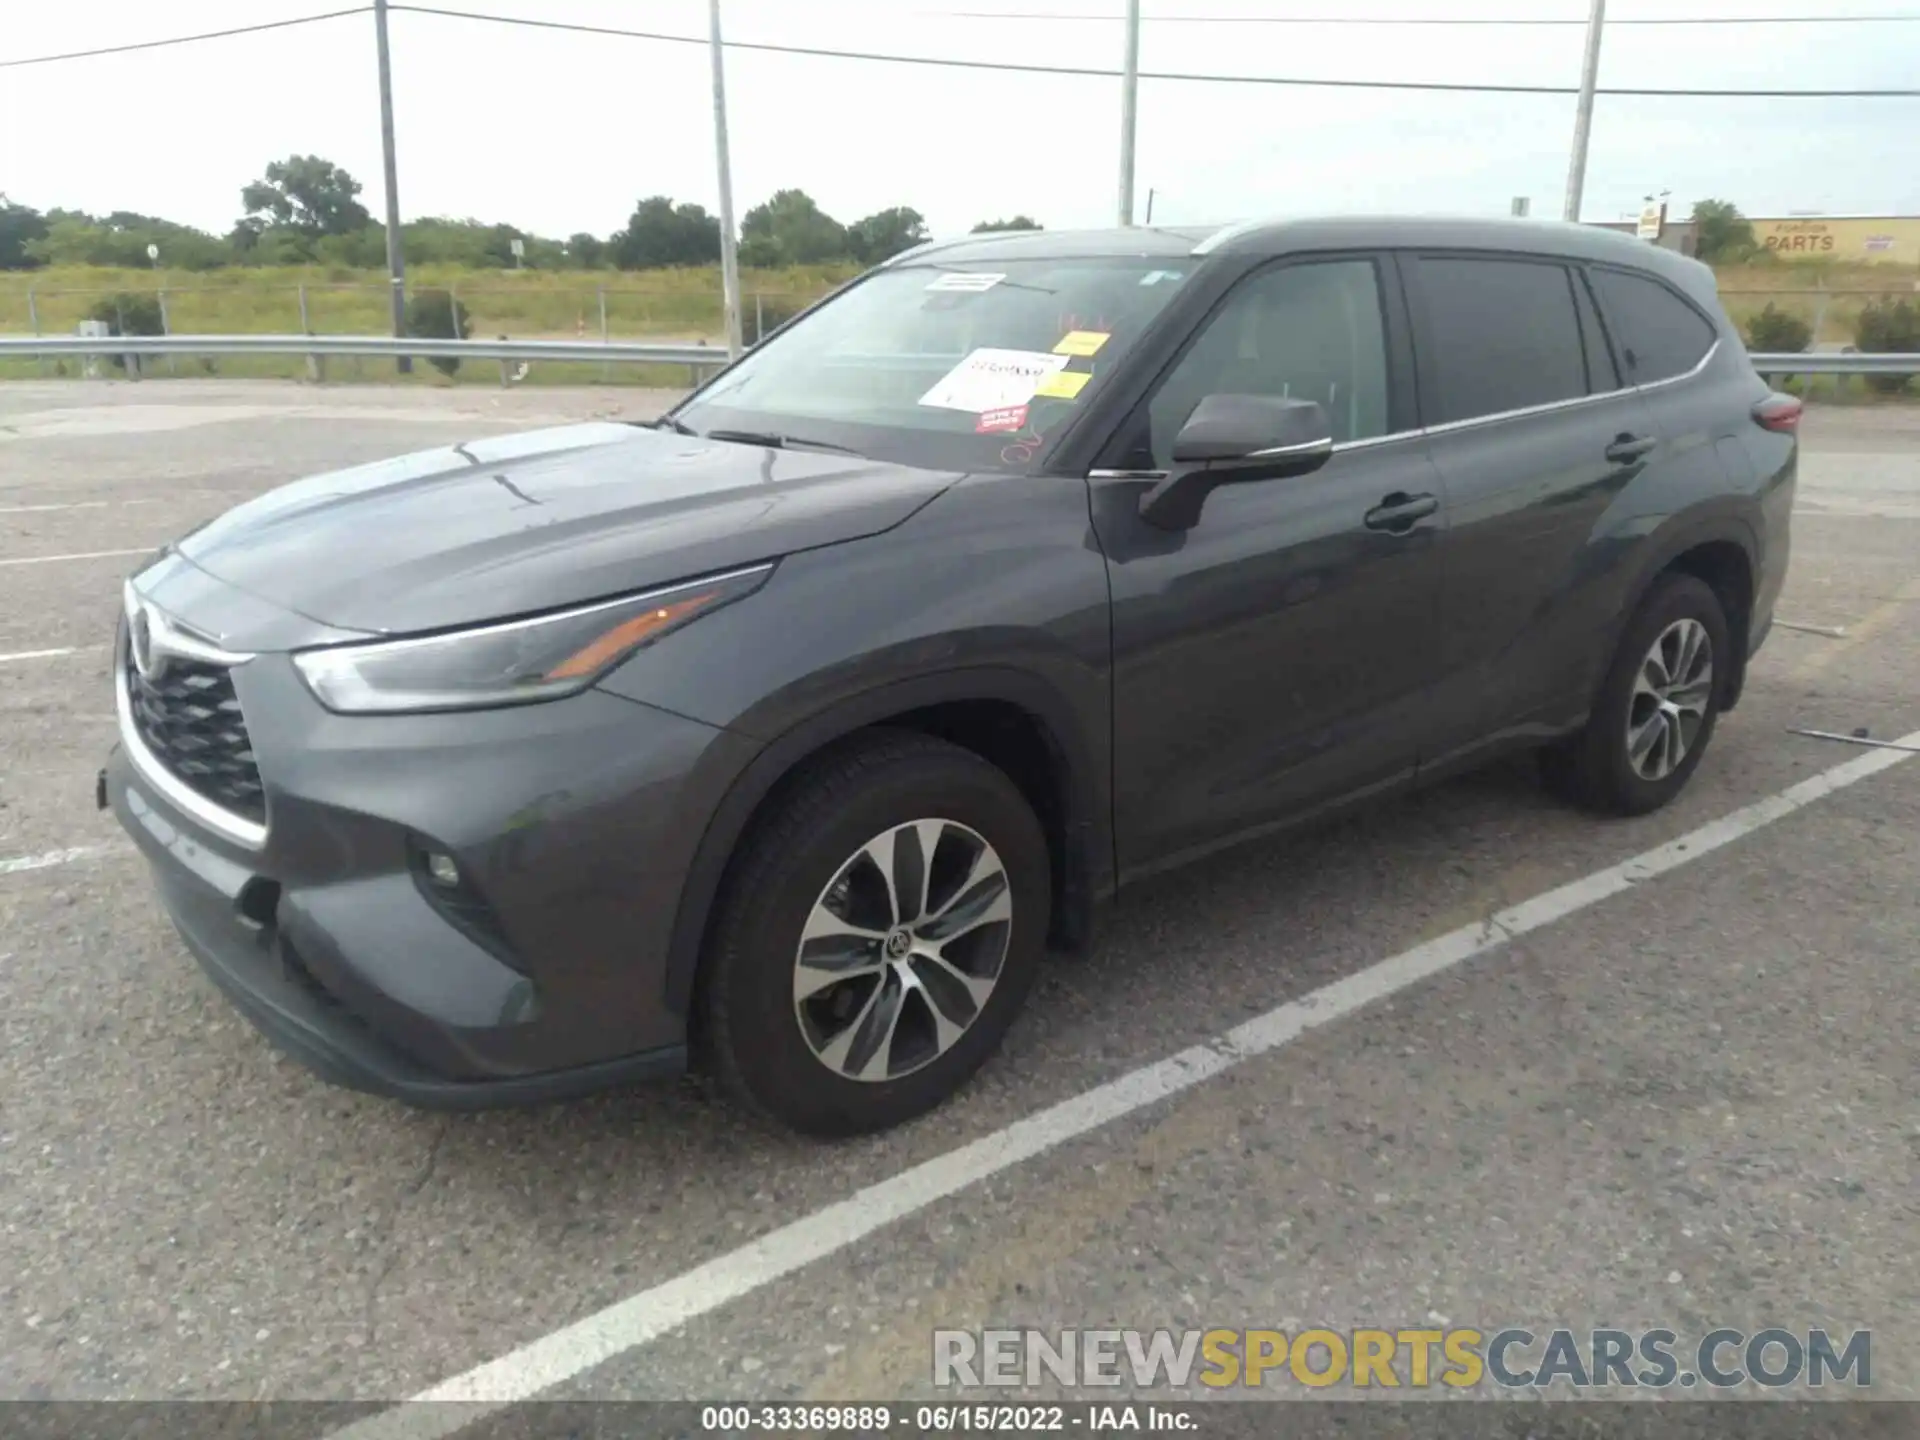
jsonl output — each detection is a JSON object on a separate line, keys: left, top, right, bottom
{"left": 1033, "top": 370, "right": 1091, "bottom": 399}
{"left": 1053, "top": 330, "right": 1111, "bottom": 357}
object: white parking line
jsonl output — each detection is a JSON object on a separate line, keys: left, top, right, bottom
{"left": 0, "top": 548, "right": 150, "bottom": 568}
{"left": 0, "top": 497, "right": 192, "bottom": 514}
{"left": 0, "top": 844, "right": 124, "bottom": 878}
{"left": 0, "top": 647, "right": 87, "bottom": 664}
{"left": 329, "top": 728, "right": 1920, "bottom": 1438}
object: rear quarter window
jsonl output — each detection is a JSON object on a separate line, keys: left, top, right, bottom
{"left": 1588, "top": 267, "right": 1719, "bottom": 384}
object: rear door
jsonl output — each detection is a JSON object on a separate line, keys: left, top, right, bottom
{"left": 1403, "top": 251, "right": 1659, "bottom": 771}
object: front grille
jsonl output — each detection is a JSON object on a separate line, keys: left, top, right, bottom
{"left": 125, "top": 650, "right": 266, "bottom": 825}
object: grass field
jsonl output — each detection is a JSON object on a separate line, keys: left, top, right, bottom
{"left": 1, "top": 257, "right": 1915, "bottom": 388}
{"left": 0, "top": 262, "right": 857, "bottom": 385}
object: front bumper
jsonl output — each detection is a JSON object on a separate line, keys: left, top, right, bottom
{"left": 112, "top": 767, "right": 684, "bottom": 1108}
{"left": 104, "top": 591, "right": 759, "bottom": 1108}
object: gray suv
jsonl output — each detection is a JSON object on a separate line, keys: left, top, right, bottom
{"left": 102, "top": 216, "right": 1798, "bottom": 1136}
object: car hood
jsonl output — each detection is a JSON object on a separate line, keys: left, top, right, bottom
{"left": 174, "top": 422, "right": 966, "bottom": 635}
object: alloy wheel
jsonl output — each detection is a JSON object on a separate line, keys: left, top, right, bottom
{"left": 1625, "top": 617, "right": 1715, "bottom": 782}
{"left": 792, "top": 818, "right": 1013, "bottom": 1083}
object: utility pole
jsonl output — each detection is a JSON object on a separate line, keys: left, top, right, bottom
{"left": 710, "top": 0, "right": 744, "bottom": 359}
{"left": 1562, "top": 0, "right": 1606, "bottom": 223}
{"left": 1118, "top": 0, "right": 1141, "bottom": 226}
{"left": 373, "top": 0, "right": 410, "bottom": 372}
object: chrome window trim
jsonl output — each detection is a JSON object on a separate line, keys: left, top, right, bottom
{"left": 1088, "top": 425, "right": 1426, "bottom": 480}
{"left": 118, "top": 584, "right": 267, "bottom": 850}
{"left": 1420, "top": 338, "right": 1718, "bottom": 438}
{"left": 1244, "top": 437, "right": 1335, "bottom": 460}
{"left": 1088, "top": 336, "right": 1722, "bottom": 476}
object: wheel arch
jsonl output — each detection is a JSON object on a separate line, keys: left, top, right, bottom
{"left": 1608, "top": 508, "right": 1760, "bottom": 713}
{"left": 661, "top": 668, "right": 1111, "bottom": 1020}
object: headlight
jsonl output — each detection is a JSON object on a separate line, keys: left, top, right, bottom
{"left": 292, "top": 564, "right": 772, "bottom": 714}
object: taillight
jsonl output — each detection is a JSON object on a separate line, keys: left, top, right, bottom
{"left": 1752, "top": 392, "right": 1802, "bottom": 433}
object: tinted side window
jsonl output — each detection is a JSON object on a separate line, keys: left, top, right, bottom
{"left": 1588, "top": 267, "right": 1717, "bottom": 383}
{"left": 1146, "top": 259, "right": 1390, "bottom": 465}
{"left": 1416, "top": 257, "right": 1588, "bottom": 424}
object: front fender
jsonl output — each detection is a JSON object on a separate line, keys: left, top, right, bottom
{"left": 657, "top": 665, "right": 1114, "bottom": 1018}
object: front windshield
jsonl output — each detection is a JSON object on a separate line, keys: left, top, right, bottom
{"left": 673, "top": 256, "right": 1196, "bottom": 471}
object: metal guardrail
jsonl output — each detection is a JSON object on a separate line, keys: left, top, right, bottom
{"left": 0, "top": 332, "right": 1916, "bottom": 375}
{"left": 1745, "top": 351, "right": 1920, "bottom": 375}
{"left": 0, "top": 333, "right": 730, "bottom": 367}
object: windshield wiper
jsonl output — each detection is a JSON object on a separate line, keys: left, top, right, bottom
{"left": 699, "top": 428, "right": 864, "bottom": 456}
{"left": 654, "top": 414, "right": 698, "bottom": 435}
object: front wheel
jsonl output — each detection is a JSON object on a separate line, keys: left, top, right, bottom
{"left": 1541, "top": 572, "right": 1731, "bottom": 816}
{"left": 698, "top": 731, "right": 1051, "bottom": 1137}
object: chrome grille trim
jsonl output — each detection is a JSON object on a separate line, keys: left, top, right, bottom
{"left": 116, "top": 587, "right": 268, "bottom": 850}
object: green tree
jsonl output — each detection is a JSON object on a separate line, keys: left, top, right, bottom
{"left": 568, "top": 232, "right": 609, "bottom": 269}
{"left": 846, "top": 206, "right": 929, "bottom": 266}
{"left": 29, "top": 212, "right": 228, "bottom": 270}
{"left": 740, "top": 189, "right": 848, "bottom": 267}
{"left": 86, "top": 292, "right": 166, "bottom": 371}
{"left": 404, "top": 288, "right": 473, "bottom": 377}
{"left": 0, "top": 195, "right": 49, "bottom": 270}
{"left": 313, "top": 226, "right": 387, "bottom": 268}
{"left": 1855, "top": 298, "right": 1920, "bottom": 395}
{"left": 611, "top": 196, "right": 721, "bottom": 268}
{"left": 1690, "top": 199, "right": 1757, "bottom": 265}
{"left": 240, "top": 155, "right": 373, "bottom": 237}
{"left": 971, "top": 216, "right": 1042, "bottom": 233}
{"left": 1745, "top": 303, "right": 1811, "bottom": 354}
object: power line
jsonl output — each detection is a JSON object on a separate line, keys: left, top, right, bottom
{"left": 929, "top": 8, "right": 1920, "bottom": 23}
{"left": 3, "top": 1, "right": 1912, "bottom": 98}
{"left": 390, "top": 4, "right": 1920, "bottom": 97}
{"left": 0, "top": 7, "right": 369, "bottom": 69}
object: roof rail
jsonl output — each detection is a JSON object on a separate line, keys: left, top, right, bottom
{"left": 1189, "top": 218, "right": 1268, "bottom": 256}
{"left": 881, "top": 235, "right": 978, "bottom": 267}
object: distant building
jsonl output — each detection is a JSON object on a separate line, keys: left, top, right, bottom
{"left": 1589, "top": 211, "right": 1920, "bottom": 267}
{"left": 1747, "top": 216, "right": 1920, "bottom": 267}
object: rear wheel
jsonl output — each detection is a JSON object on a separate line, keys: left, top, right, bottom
{"left": 699, "top": 731, "right": 1051, "bottom": 1137}
{"left": 1542, "top": 572, "right": 1730, "bottom": 816}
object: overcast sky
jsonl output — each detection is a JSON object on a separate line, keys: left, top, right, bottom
{"left": 4, "top": 0, "right": 1918, "bottom": 242}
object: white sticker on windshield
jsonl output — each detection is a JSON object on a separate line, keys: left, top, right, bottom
{"left": 917, "top": 348, "right": 1070, "bottom": 413}
{"left": 926, "top": 271, "right": 1006, "bottom": 293}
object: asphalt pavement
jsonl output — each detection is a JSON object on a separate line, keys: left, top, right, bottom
{"left": 1, "top": 381, "right": 1914, "bottom": 1414}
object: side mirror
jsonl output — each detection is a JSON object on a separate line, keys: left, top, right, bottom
{"left": 1139, "top": 394, "right": 1334, "bottom": 531}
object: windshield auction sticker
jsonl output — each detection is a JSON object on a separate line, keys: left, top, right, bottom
{"left": 1053, "top": 330, "right": 1111, "bottom": 357}
{"left": 1034, "top": 370, "right": 1091, "bottom": 399}
{"left": 919, "top": 348, "right": 1071, "bottom": 413}
{"left": 926, "top": 271, "right": 1006, "bottom": 292}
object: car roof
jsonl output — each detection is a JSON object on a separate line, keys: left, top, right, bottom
{"left": 888, "top": 214, "right": 1712, "bottom": 294}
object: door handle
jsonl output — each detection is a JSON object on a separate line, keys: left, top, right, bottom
{"left": 1363, "top": 492, "right": 1439, "bottom": 533}
{"left": 1606, "top": 433, "right": 1658, "bottom": 464}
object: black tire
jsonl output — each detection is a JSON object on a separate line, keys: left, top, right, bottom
{"left": 698, "top": 729, "right": 1051, "bottom": 1137}
{"left": 1541, "top": 572, "right": 1731, "bottom": 816}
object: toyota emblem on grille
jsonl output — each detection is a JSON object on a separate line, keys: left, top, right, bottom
{"left": 129, "top": 604, "right": 166, "bottom": 682}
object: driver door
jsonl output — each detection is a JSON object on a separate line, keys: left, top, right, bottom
{"left": 1088, "top": 253, "right": 1448, "bottom": 878}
